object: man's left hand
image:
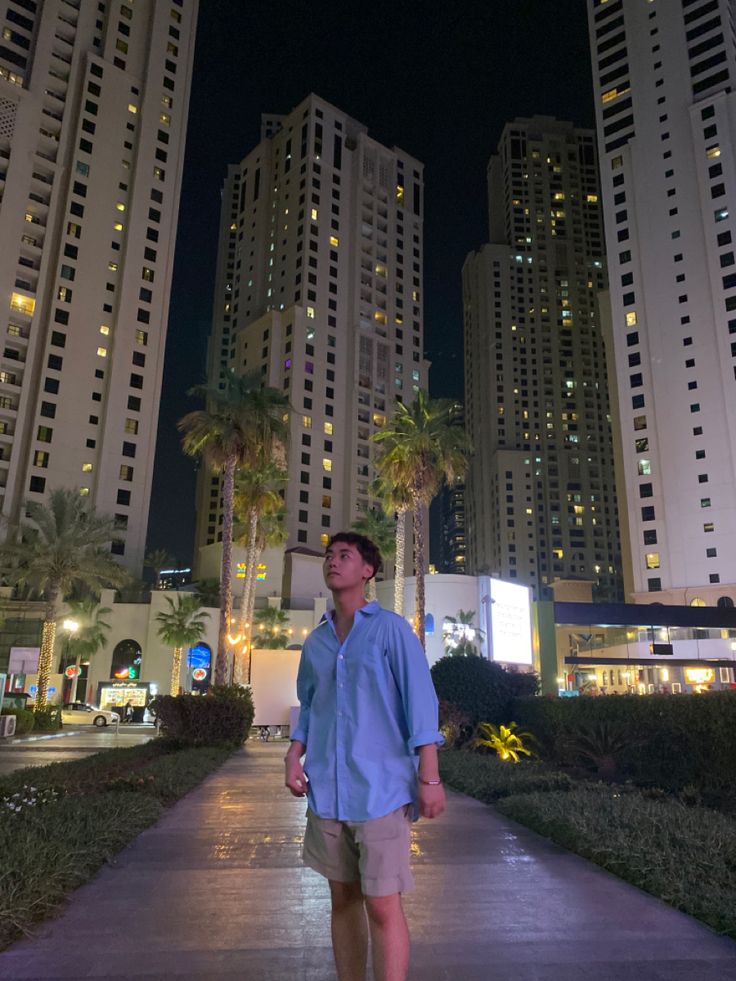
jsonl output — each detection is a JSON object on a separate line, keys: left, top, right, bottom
{"left": 418, "top": 781, "right": 446, "bottom": 819}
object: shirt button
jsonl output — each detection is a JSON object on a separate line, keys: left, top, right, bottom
{"left": 338, "top": 654, "right": 344, "bottom": 660}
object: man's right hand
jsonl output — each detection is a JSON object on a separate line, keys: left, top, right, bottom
{"left": 285, "top": 743, "right": 308, "bottom": 797}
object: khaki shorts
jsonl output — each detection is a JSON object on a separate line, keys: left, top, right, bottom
{"left": 303, "top": 805, "right": 414, "bottom": 897}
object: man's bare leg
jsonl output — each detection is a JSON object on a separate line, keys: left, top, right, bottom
{"left": 329, "top": 880, "right": 368, "bottom": 981}
{"left": 365, "top": 893, "right": 409, "bottom": 981}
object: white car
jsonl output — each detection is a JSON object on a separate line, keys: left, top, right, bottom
{"left": 62, "top": 702, "right": 120, "bottom": 728}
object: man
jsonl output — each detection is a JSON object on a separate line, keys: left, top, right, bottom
{"left": 285, "top": 532, "right": 445, "bottom": 981}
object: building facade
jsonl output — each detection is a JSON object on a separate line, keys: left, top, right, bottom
{"left": 195, "top": 94, "right": 427, "bottom": 565}
{"left": 463, "top": 117, "right": 622, "bottom": 601}
{"left": 0, "top": 0, "right": 197, "bottom": 573}
{"left": 587, "top": 0, "right": 736, "bottom": 606}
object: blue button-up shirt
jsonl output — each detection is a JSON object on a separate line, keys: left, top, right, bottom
{"left": 291, "top": 601, "right": 443, "bottom": 821}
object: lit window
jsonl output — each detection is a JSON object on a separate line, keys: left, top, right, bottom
{"left": 306, "top": 306, "right": 315, "bottom": 318}
{"left": 373, "top": 310, "right": 387, "bottom": 325}
{"left": 320, "top": 532, "right": 330, "bottom": 547}
{"left": 99, "top": 325, "right": 110, "bottom": 335}
{"left": 645, "top": 553, "right": 660, "bottom": 569}
{"left": 135, "top": 329, "right": 148, "bottom": 345}
{"left": 114, "top": 222, "right": 124, "bottom": 231}
{"left": 322, "top": 458, "right": 332, "bottom": 472}
{"left": 706, "top": 145, "right": 721, "bottom": 159}
{"left": 586, "top": 194, "right": 598, "bottom": 203}
{"left": 375, "top": 264, "right": 387, "bottom": 277}
{"left": 412, "top": 290, "right": 419, "bottom": 301}
{"left": 124, "top": 418, "right": 139, "bottom": 434}
{"left": 396, "top": 185, "right": 404, "bottom": 205}
{"left": 82, "top": 462, "right": 93, "bottom": 472}
{"left": 10, "top": 293, "right": 35, "bottom": 316}
{"left": 324, "top": 421, "right": 333, "bottom": 435}
{"left": 637, "top": 459, "right": 651, "bottom": 476}
{"left": 108, "top": 261, "right": 118, "bottom": 272}
{"left": 329, "top": 235, "right": 339, "bottom": 247}
{"left": 372, "top": 412, "right": 386, "bottom": 427}
{"left": 160, "top": 112, "right": 171, "bottom": 125}
{"left": 626, "top": 312, "right": 637, "bottom": 327}
{"left": 310, "top": 208, "right": 318, "bottom": 220}
{"left": 79, "top": 487, "right": 89, "bottom": 497}
{"left": 97, "top": 347, "right": 107, "bottom": 357}
{"left": 116, "top": 202, "right": 126, "bottom": 212}
{"left": 127, "top": 103, "right": 137, "bottom": 114}
{"left": 704, "top": 523, "right": 715, "bottom": 533}
{"left": 302, "top": 415, "right": 312, "bottom": 428}
{"left": 602, "top": 85, "right": 630, "bottom": 104}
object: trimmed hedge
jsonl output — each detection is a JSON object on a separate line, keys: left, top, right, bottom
{"left": 1, "top": 709, "right": 34, "bottom": 735}
{"left": 497, "top": 785, "right": 736, "bottom": 939}
{"left": 511, "top": 692, "right": 736, "bottom": 810}
{"left": 431, "top": 655, "right": 538, "bottom": 727}
{"left": 151, "top": 685, "right": 255, "bottom": 747}
{"left": 439, "top": 749, "right": 573, "bottom": 802}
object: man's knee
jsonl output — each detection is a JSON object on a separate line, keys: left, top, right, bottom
{"left": 329, "top": 879, "right": 363, "bottom": 913}
{"left": 365, "top": 892, "right": 402, "bottom": 927}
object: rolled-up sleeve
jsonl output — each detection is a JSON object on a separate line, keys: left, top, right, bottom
{"left": 291, "top": 647, "right": 313, "bottom": 745}
{"left": 387, "top": 617, "right": 444, "bottom": 752}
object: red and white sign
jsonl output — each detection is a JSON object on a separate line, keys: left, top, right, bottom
{"left": 64, "top": 665, "right": 80, "bottom": 678}
{"left": 192, "top": 668, "right": 207, "bottom": 682}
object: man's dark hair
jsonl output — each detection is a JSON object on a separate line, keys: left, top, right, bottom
{"left": 326, "top": 532, "right": 382, "bottom": 580}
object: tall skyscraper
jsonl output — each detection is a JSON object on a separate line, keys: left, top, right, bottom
{"left": 588, "top": 0, "right": 736, "bottom": 605}
{"left": 0, "top": 0, "right": 197, "bottom": 573}
{"left": 463, "top": 117, "right": 622, "bottom": 600}
{"left": 195, "top": 94, "right": 426, "bottom": 563}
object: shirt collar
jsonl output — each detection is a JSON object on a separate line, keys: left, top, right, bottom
{"left": 319, "top": 600, "right": 382, "bottom": 624}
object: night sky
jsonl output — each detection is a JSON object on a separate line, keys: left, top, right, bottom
{"left": 146, "top": 0, "right": 595, "bottom": 567}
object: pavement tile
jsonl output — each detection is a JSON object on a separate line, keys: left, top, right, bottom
{"left": 1, "top": 741, "right": 735, "bottom": 980}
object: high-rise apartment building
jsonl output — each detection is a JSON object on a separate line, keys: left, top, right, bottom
{"left": 587, "top": 0, "right": 736, "bottom": 604}
{"left": 0, "top": 0, "right": 197, "bottom": 573}
{"left": 195, "top": 94, "right": 426, "bottom": 562}
{"left": 463, "top": 117, "right": 622, "bottom": 600}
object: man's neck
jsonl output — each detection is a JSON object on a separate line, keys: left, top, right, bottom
{"left": 332, "top": 586, "right": 368, "bottom": 625}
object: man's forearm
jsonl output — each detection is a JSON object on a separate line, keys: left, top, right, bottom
{"left": 287, "top": 739, "right": 306, "bottom": 759}
{"left": 417, "top": 743, "right": 440, "bottom": 781}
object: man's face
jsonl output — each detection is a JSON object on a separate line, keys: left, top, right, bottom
{"left": 323, "top": 542, "right": 374, "bottom": 592}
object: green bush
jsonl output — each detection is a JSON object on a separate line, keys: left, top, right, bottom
{"left": 439, "top": 749, "right": 573, "bottom": 802}
{"left": 151, "top": 685, "right": 254, "bottom": 747}
{"left": 511, "top": 692, "right": 736, "bottom": 810}
{"left": 33, "top": 706, "right": 62, "bottom": 731}
{"left": 432, "top": 655, "right": 538, "bottom": 727}
{"left": 497, "top": 784, "right": 736, "bottom": 939}
{"left": 1, "top": 708, "right": 34, "bottom": 735}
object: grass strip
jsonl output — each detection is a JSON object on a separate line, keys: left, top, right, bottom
{"left": 497, "top": 786, "right": 736, "bottom": 938}
{"left": 0, "top": 743, "right": 231, "bottom": 949}
{"left": 439, "top": 747, "right": 573, "bottom": 801}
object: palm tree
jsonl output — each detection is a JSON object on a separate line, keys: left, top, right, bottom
{"left": 178, "top": 370, "right": 288, "bottom": 685}
{"left": 252, "top": 606, "right": 290, "bottom": 648}
{"left": 232, "top": 460, "right": 287, "bottom": 673}
{"left": 63, "top": 597, "right": 112, "bottom": 702}
{"left": 236, "top": 503, "right": 288, "bottom": 684}
{"left": 144, "top": 548, "right": 176, "bottom": 589}
{"left": 372, "top": 392, "right": 471, "bottom": 647}
{"left": 0, "top": 489, "right": 128, "bottom": 708}
{"left": 351, "top": 507, "right": 396, "bottom": 602}
{"left": 369, "top": 475, "right": 412, "bottom": 616}
{"left": 193, "top": 578, "right": 220, "bottom": 608}
{"left": 155, "top": 594, "right": 210, "bottom": 696}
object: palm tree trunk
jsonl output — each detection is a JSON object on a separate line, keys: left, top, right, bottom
{"left": 245, "top": 545, "right": 261, "bottom": 684}
{"left": 234, "top": 507, "right": 258, "bottom": 685}
{"left": 394, "top": 509, "right": 406, "bottom": 616}
{"left": 413, "top": 503, "right": 426, "bottom": 650}
{"left": 36, "top": 591, "right": 59, "bottom": 710}
{"left": 216, "top": 456, "right": 236, "bottom": 686}
{"left": 170, "top": 646, "right": 183, "bottom": 696}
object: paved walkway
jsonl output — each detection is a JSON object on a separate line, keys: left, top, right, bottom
{"left": 2, "top": 741, "right": 736, "bottom": 980}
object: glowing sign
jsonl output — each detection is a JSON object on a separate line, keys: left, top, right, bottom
{"left": 64, "top": 665, "right": 80, "bottom": 678}
{"left": 235, "top": 562, "right": 267, "bottom": 580}
{"left": 489, "top": 578, "right": 532, "bottom": 666}
{"left": 192, "top": 668, "right": 207, "bottom": 682}
{"left": 684, "top": 667, "right": 715, "bottom": 685}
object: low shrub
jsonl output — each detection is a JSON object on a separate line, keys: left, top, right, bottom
{"left": 151, "top": 685, "right": 254, "bottom": 748}
{"left": 511, "top": 692, "right": 736, "bottom": 810}
{"left": 1, "top": 708, "right": 34, "bottom": 735}
{"left": 0, "top": 743, "right": 231, "bottom": 949}
{"left": 32, "top": 706, "right": 62, "bottom": 732}
{"left": 438, "top": 701, "right": 473, "bottom": 748}
{"left": 432, "top": 656, "right": 538, "bottom": 727}
{"left": 496, "top": 785, "right": 736, "bottom": 939}
{"left": 439, "top": 749, "right": 573, "bottom": 803}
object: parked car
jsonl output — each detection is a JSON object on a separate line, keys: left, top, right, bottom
{"left": 61, "top": 702, "right": 120, "bottom": 728}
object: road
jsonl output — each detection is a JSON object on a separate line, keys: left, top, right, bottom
{"left": 0, "top": 724, "right": 154, "bottom": 777}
